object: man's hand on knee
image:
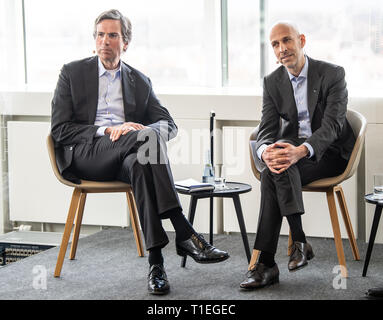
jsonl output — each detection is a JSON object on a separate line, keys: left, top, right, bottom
{"left": 262, "top": 143, "right": 309, "bottom": 174}
{"left": 262, "top": 144, "right": 289, "bottom": 174}
{"left": 267, "top": 142, "right": 309, "bottom": 174}
{"left": 105, "top": 122, "right": 149, "bottom": 142}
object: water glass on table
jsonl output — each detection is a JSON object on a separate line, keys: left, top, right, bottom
{"left": 373, "top": 174, "right": 383, "bottom": 200}
{"left": 214, "top": 177, "right": 226, "bottom": 190}
{"left": 214, "top": 165, "right": 226, "bottom": 190}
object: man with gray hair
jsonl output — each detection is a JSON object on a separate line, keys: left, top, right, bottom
{"left": 51, "top": 9, "right": 229, "bottom": 295}
{"left": 240, "top": 22, "right": 355, "bottom": 290}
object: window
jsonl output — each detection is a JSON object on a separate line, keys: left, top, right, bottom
{"left": 2, "top": 1, "right": 383, "bottom": 94}
{"left": 0, "top": 0, "right": 24, "bottom": 88}
{"left": 266, "top": 0, "right": 383, "bottom": 94}
{"left": 227, "top": 0, "right": 261, "bottom": 88}
{"left": 24, "top": 0, "right": 217, "bottom": 88}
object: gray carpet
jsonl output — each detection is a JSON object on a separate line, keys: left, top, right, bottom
{"left": 0, "top": 228, "right": 382, "bottom": 300}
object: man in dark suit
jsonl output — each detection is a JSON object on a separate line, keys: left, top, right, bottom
{"left": 51, "top": 9, "right": 229, "bottom": 295}
{"left": 240, "top": 22, "right": 355, "bottom": 290}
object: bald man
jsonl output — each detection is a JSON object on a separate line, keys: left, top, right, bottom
{"left": 240, "top": 22, "right": 355, "bottom": 290}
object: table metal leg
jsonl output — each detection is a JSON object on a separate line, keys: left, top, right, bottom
{"left": 363, "top": 205, "right": 382, "bottom": 277}
{"left": 181, "top": 195, "right": 198, "bottom": 268}
{"left": 209, "top": 197, "right": 214, "bottom": 245}
{"left": 232, "top": 194, "right": 251, "bottom": 263}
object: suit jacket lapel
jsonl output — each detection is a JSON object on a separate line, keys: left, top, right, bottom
{"left": 84, "top": 57, "right": 99, "bottom": 125}
{"left": 121, "top": 62, "right": 137, "bottom": 119}
{"left": 307, "top": 57, "right": 323, "bottom": 123}
{"left": 277, "top": 68, "right": 298, "bottom": 124}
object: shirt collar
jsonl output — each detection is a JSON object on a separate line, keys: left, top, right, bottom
{"left": 98, "top": 57, "right": 121, "bottom": 79}
{"left": 287, "top": 55, "right": 308, "bottom": 81}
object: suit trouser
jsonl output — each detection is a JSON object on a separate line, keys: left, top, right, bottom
{"left": 69, "top": 128, "right": 181, "bottom": 251}
{"left": 254, "top": 144, "right": 348, "bottom": 255}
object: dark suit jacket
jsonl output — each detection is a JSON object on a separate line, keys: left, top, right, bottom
{"left": 51, "top": 56, "right": 177, "bottom": 179}
{"left": 255, "top": 56, "right": 355, "bottom": 166}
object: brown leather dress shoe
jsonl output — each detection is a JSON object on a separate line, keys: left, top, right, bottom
{"left": 288, "top": 241, "right": 315, "bottom": 272}
{"left": 239, "top": 263, "right": 279, "bottom": 290}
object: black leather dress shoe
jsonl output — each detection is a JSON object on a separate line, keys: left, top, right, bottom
{"left": 176, "top": 233, "right": 229, "bottom": 264}
{"left": 240, "top": 263, "right": 279, "bottom": 290}
{"left": 288, "top": 241, "right": 315, "bottom": 272}
{"left": 366, "top": 287, "right": 383, "bottom": 299}
{"left": 147, "top": 264, "right": 170, "bottom": 295}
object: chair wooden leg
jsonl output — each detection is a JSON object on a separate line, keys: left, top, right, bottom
{"left": 248, "top": 249, "right": 260, "bottom": 270}
{"left": 126, "top": 189, "right": 144, "bottom": 257}
{"left": 287, "top": 230, "right": 293, "bottom": 256}
{"left": 69, "top": 192, "right": 87, "bottom": 260}
{"left": 334, "top": 185, "right": 360, "bottom": 261}
{"left": 54, "top": 188, "right": 81, "bottom": 278}
{"left": 326, "top": 188, "right": 348, "bottom": 278}
{"left": 248, "top": 230, "right": 292, "bottom": 270}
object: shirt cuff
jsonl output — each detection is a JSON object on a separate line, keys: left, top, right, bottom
{"left": 96, "top": 126, "right": 107, "bottom": 137}
{"left": 303, "top": 142, "right": 314, "bottom": 158}
{"left": 256, "top": 144, "right": 268, "bottom": 161}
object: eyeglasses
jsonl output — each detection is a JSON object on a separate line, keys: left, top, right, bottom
{"left": 96, "top": 32, "right": 121, "bottom": 41}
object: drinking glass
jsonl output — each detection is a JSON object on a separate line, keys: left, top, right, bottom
{"left": 373, "top": 174, "right": 383, "bottom": 199}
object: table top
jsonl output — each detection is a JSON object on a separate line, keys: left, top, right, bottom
{"left": 365, "top": 194, "right": 383, "bottom": 206}
{"left": 175, "top": 181, "right": 252, "bottom": 197}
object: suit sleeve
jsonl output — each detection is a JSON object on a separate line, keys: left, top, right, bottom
{"left": 255, "top": 77, "right": 280, "bottom": 152}
{"left": 305, "top": 66, "right": 348, "bottom": 162}
{"left": 144, "top": 78, "right": 178, "bottom": 142}
{"left": 51, "top": 64, "right": 99, "bottom": 145}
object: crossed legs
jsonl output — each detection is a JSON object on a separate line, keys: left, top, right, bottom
{"left": 240, "top": 149, "right": 348, "bottom": 290}
{"left": 70, "top": 128, "right": 229, "bottom": 294}
{"left": 254, "top": 149, "right": 348, "bottom": 256}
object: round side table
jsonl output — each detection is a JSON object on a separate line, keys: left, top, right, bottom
{"left": 176, "top": 182, "right": 252, "bottom": 267}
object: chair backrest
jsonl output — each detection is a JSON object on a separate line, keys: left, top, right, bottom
{"left": 47, "top": 134, "right": 78, "bottom": 188}
{"left": 249, "top": 109, "right": 367, "bottom": 187}
{"left": 249, "top": 128, "right": 261, "bottom": 181}
{"left": 343, "top": 109, "right": 367, "bottom": 181}
{"left": 47, "top": 134, "right": 134, "bottom": 191}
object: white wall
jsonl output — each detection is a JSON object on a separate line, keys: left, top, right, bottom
{"left": 7, "top": 121, "right": 129, "bottom": 227}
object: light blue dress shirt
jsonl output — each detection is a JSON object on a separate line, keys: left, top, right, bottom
{"left": 288, "top": 57, "right": 312, "bottom": 139}
{"left": 95, "top": 58, "right": 125, "bottom": 137}
{"left": 257, "top": 56, "right": 314, "bottom": 161}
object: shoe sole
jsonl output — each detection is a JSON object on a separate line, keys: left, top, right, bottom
{"left": 288, "top": 252, "right": 315, "bottom": 272}
{"left": 176, "top": 248, "right": 230, "bottom": 264}
{"left": 240, "top": 277, "right": 279, "bottom": 291}
{"left": 148, "top": 288, "right": 170, "bottom": 295}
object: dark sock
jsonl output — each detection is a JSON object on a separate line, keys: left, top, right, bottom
{"left": 166, "top": 208, "right": 194, "bottom": 243}
{"left": 148, "top": 247, "right": 164, "bottom": 266}
{"left": 287, "top": 214, "right": 306, "bottom": 243}
{"left": 259, "top": 251, "right": 276, "bottom": 268}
